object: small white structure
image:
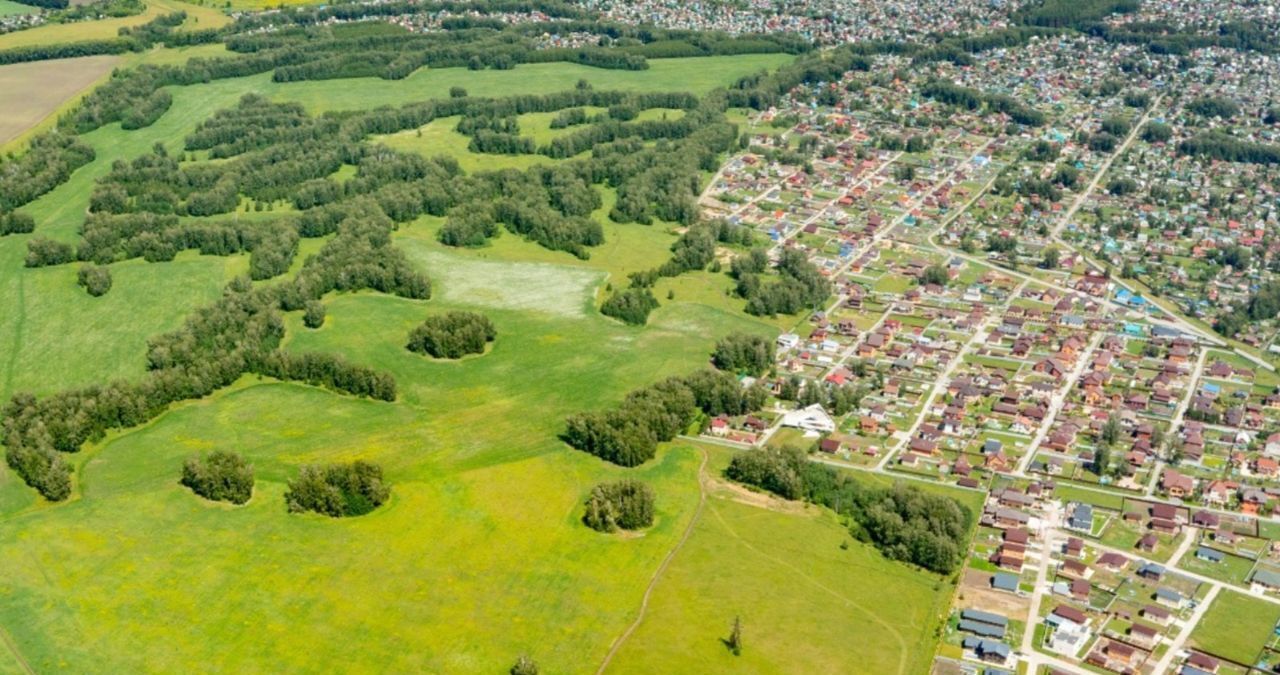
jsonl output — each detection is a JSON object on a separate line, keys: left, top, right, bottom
{"left": 780, "top": 404, "right": 836, "bottom": 433}
{"left": 776, "top": 333, "right": 800, "bottom": 350}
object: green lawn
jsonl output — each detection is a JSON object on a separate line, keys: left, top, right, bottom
{"left": 608, "top": 447, "right": 958, "bottom": 675}
{"left": 1191, "top": 590, "right": 1280, "bottom": 665}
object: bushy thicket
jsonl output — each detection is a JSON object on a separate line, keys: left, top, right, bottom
{"left": 0, "top": 212, "right": 35, "bottom": 236}
{"left": 77, "top": 264, "right": 112, "bottom": 297}
{"left": 600, "top": 287, "right": 659, "bottom": 326}
{"left": 583, "top": 479, "right": 655, "bottom": 532}
{"left": 406, "top": 311, "right": 496, "bottom": 359}
{"left": 711, "top": 333, "right": 773, "bottom": 376}
{"left": 181, "top": 450, "right": 254, "bottom": 504}
{"left": 564, "top": 370, "right": 767, "bottom": 467}
{"left": 725, "top": 446, "right": 971, "bottom": 573}
{"left": 285, "top": 460, "right": 390, "bottom": 517}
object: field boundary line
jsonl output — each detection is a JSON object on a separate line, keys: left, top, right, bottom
{"left": 595, "top": 446, "right": 709, "bottom": 675}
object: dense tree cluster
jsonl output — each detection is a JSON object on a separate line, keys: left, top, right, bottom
{"left": 0, "top": 132, "right": 95, "bottom": 212}
{"left": 734, "top": 248, "right": 831, "bottom": 317}
{"left": 180, "top": 450, "right": 254, "bottom": 504}
{"left": 1186, "top": 96, "right": 1240, "bottom": 120}
{"left": 600, "top": 287, "right": 659, "bottom": 325}
{"left": 582, "top": 479, "right": 655, "bottom": 532}
{"left": 920, "top": 81, "right": 1046, "bottom": 127}
{"left": 1215, "top": 281, "right": 1280, "bottom": 337}
{"left": 564, "top": 369, "right": 767, "bottom": 467}
{"left": 711, "top": 333, "right": 773, "bottom": 376}
{"left": 406, "top": 311, "right": 496, "bottom": 359}
{"left": 1179, "top": 133, "right": 1280, "bottom": 165}
{"left": 284, "top": 460, "right": 390, "bottom": 517}
{"left": 725, "top": 446, "right": 971, "bottom": 573}
{"left": 0, "top": 212, "right": 35, "bottom": 236}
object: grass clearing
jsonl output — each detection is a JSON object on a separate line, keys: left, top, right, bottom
{"left": 0, "top": 0, "right": 34, "bottom": 16}
{"left": 1190, "top": 590, "right": 1280, "bottom": 664}
{"left": 607, "top": 447, "right": 957, "bottom": 675}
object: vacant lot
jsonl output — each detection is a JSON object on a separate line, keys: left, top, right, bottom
{"left": 0, "top": 54, "right": 120, "bottom": 144}
{"left": 1191, "top": 590, "right": 1280, "bottom": 664}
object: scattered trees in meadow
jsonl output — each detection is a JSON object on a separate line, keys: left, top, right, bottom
{"left": 582, "top": 479, "right": 655, "bottom": 532}
{"left": 406, "top": 311, "right": 496, "bottom": 359}
{"left": 285, "top": 460, "right": 390, "bottom": 517}
{"left": 181, "top": 450, "right": 254, "bottom": 504}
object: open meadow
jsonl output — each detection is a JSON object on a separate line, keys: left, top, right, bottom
{"left": 1191, "top": 590, "right": 1280, "bottom": 665}
{"left": 0, "top": 50, "right": 967, "bottom": 672}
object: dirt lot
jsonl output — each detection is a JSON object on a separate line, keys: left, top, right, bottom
{"left": 0, "top": 54, "right": 120, "bottom": 146}
{"left": 956, "top": 568, "right": 1031, "bottom": 621}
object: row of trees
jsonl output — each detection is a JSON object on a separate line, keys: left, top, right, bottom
{"left": 406, "top": 311, "right": 496, "bottom": 359}
{"left": 725, "top": 446, "right": 971, "bottom": 574}
{"left": 563, "top": 369, "right": 767, "bottom": 467}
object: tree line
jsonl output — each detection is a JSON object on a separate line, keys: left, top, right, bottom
{"left": 564, "top": 369, "right": 768, "bottom": 467}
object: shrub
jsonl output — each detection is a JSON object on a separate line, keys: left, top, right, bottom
{"left": 77, "top": 264, "right": 113, "bottom": 297}
{"left": 583, "top": 479, "right": 655, "bottom": 532}
{"left": 0, "top": 211, "right": 35, "bottom": 236}
{"left": 406, "top": 311, "right": 496, "bottom": 358}
{"left": 285, "top": 460, "right": 390, "bottom": 517}
{"left": 510, "top": 656, "right": 538, "bottom": 675}
{"left": 24, "top": 237, "right": 75, "bottom": 267}
{"left": 303, "top": 300, "right": 326, "bottom": 329}
{"left": 600, "top": 287, "right": 659, "bottom": 325}
{"left": 180, "top": 450, "right": 254, "bottom": 504}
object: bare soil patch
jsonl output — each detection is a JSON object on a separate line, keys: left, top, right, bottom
{"left": 0, "top": 54, "right": 120, "bottom": 145}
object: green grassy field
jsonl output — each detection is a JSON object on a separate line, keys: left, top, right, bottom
{"left": 0, "top": 50, "right": 969, "bottom": 674}
{"left": 607, "top": 447, "right": 960, "bottom": 675}
{"left": 0, "top": 0, "right": 34, "bottom": 17}
{"left": 1190, "top": 590, "right": 1280, "bottom": 664}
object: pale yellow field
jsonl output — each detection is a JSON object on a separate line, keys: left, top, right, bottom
{"left": 0, "top": 54, "right": 120, "bottom": 144}
{"left": 0, "top": 0, "right": 228, "bottom": 51}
